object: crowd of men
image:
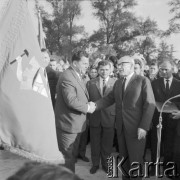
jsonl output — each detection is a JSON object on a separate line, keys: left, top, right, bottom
{"left": 43, "top": 49, "right": 180, "bottom": 180}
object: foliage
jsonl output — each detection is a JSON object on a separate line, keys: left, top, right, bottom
{"left": 37, "top": 0, "right": 85, "bottom": 61}
{"left": 164, "top": 0, "right": 180, "bottom": 36}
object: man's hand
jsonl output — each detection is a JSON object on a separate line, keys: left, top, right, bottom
{"left": 171, "top": 110, "right": 180, "bottom": 119}
{"left": 138, "top": 128, "right": 147, "bottom": 140}
{"left": 87, "top": 102, "right": 96, "bottom": 113}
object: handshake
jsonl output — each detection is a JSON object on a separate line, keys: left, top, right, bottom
{"left": 88, "top": 101, "right": 96, "bottom": 113}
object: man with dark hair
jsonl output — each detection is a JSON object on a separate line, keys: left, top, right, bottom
{"left": 55, "top": 51, "right": 96, "bottom": 172}
{"left": 147, "top": 62, "right": 159, "bottom": 82}
{"left": 41, "top": 48, "right": 50, "bottom": 68}
{"left": 87, "top": 60, "right": 116, "bottom": 174}
{"left": 46, "top": 59, "right": 61, "bottom": 108}
{"left": 94, "top": 56, "right": 155, "bottom": 180}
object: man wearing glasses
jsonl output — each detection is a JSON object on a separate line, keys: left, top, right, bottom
{"left": 94, "top": 56, "right": 155, "bottom": 180}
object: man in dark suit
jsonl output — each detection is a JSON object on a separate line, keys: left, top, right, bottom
{"left": 46, "top": 59, "right": 61, "bottom": 108}
{"left": 55, "top": 51, "right": 95, "bottom": 172}
{"left": 87, "top": 60, "right": 116, "bottom": 174}
{"left": 171, "top": 111, "right": 180, "bottom": 179}
{"left": 151, "top": 60, "right": 180, "bottom": 176}
{"left": 94, "top": 56, "right": 155, "bottom": 180}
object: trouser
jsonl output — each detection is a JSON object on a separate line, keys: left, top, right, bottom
{"left": 56, "top": 128, "right": 81, "bottom": 172}
{"left": 117, "top": 128, "right": 146, "bottom": 180}
{"left": 78, "top": 125, "right": 89, "bottom": 157}
{"left": 90, "top": 126, "right": 114, "bottom": 168}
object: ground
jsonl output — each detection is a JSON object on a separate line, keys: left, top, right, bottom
{"left": 0, "top": 144, "right": 170, "bottom": 180}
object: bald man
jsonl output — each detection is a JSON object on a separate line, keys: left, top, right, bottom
{"left": 95, "top": 56, "right": 155, "bottom": 180}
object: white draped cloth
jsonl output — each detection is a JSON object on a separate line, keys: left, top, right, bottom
{"left": 0, "top": 0, "right": 64, "bottom": 164}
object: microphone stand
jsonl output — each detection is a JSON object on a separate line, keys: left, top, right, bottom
{"left": 156, "top": 94, "right": 180, "bottom": 179}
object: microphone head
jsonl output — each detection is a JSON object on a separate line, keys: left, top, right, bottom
{"left": 24, "top": 49, "right": 29, "bottom": 57}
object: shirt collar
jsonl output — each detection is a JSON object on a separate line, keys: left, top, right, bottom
{"left": 100, "top": 76, "right": 109, "bottom": 83}
{"left": 164, "top": 76, "right": 173, "bottom": 83}
{"left": 124, "top": 72, "right": 134, "bottom": 81}
{"left": 71, "top": 65, "right": 81, "bottom": 78}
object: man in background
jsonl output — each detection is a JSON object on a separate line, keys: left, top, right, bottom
{"left": 87, "top": 60, "right": 116, "bottom": 174}
{"left": 147, "top": 62, "right": 159, "bottom": 82}
{"left": 151, "top": 59, "right": 180, "bottom": 176}
{"left": 46, "top": 59, "right": 61, "bottom": 108}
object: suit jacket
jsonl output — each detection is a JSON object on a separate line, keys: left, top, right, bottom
{"left": 87, "top": 77, "right": 116, "bottom": 128}
{"left": 151, "top": 77, "right": 180, "bottom": 129}
{"left": 152, "top": 77, "right": 180, "bottom": 104}
{"left": 46, "top": 66, "right": 61, "bottom": 106}
{"left": 55, "top": 66, "right": 89, "bottom": 133}
{"left": 96, "top": 74, "right": 155, "bottom": 137}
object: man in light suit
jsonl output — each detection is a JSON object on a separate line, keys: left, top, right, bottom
{"left": 87, "top": 60, "right": 116, "bottom": 174}
{"left": 55, "top": 51, "right": 95, "bottom": 172}
{"left": 94, "top": 56, "right": 155, "bottom": 180}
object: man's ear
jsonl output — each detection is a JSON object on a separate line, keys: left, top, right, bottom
{"left": 72, "top": 61, "right": 76, "bottom": 67}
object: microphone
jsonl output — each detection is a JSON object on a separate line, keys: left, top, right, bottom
{"left": 10, "top": 49, "right": 29, "bottom": 65}
{"left": 156, "top": 94, "right": 180, "bottom": 164}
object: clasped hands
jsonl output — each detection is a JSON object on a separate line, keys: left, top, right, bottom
{"left": 88, "top": 101, "right": 96, "bottom": 113}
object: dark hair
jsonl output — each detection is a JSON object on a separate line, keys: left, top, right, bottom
{"left": 89, "top": 65, "right": 97, "bottom": 71}
{"left": 71, "top": 50, "right": 87, "bottom": 62}
{"left": 134, "top": 59, "right": 142, "bottom": 68}
{"left": 150, "top": 62, "right": 158, "bottom": 67}
{"left": 7, "top": 162, "right": 81, "bottom": 180}
{"left": 109, "top": 56, "right": 117, "bottom": 66}
{"left": 41, "top": 48, "right": 48, "bottom": 53}
{"left": 50, "top": 59, "right": 56, "bottom": 62}
{"left": 97, "top": 60, "right": 111, "bottom": 69}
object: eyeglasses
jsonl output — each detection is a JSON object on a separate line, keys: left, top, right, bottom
{"left": 117, "top": 62, "right": 131, "bottom": 67}
{"left": 159, "top": 68, "right": 171, "bottom": 72}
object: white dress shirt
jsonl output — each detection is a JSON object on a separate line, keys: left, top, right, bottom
{"left": 100, "top": 76, "right": 109, "bottom": 95}
{"left": 124, "top": 72, "right": 134, "bottom": 90}
{"left": 163, "top": 76, "right": 173, "bottom": 89}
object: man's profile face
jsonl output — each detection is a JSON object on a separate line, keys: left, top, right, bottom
{"left": 49, "top": 61, "right": 57, "bottom": 70}
{"left": 134, "top": 64, "right": 141, "bottom": 75}
{"left": 159, "top": 61, "right": 173, "bottom": 79}
{"left": 117, "top": 58, "right": 134, "bottom": 77}
{"left": 98, "top": 64, "right": 111, "bottom": 79}
{"left": 74, "top": 56, "right": 89, "bottom": 74}
{"left": 42, "top": 52, "right": 50, "bottom": 67}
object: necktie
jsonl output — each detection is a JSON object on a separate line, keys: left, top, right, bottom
{"left": 122, "top": 77, "right": 126, "bottom": 99}
{"left": 165, "top": 79, "right": 170, "bottom": 94}
{"left": 103, "top": 79, "right": 106, "bottom": 95}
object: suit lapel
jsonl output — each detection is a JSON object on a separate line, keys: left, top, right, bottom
{"left": 95, "top": 77, "right": 102, "bottom": 97}
{"left": 123, "top": 74, "right": 137, "bottom": 99}
{"left": 169, "top": 78, "right": 175, "bottom": 95}
{"left": 70, "top": 67, "right": 89, "bottom": 99}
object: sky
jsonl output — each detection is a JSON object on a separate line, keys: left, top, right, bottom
{"left": 28, "top": 0, "right": 180, "bottom": 59}
{"left": 75, "top": 0, "right": 180, "bottom": 59}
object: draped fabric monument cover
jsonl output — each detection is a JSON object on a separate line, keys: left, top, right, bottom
{"left": 0, "top": 0, "right": 64, "bottom": 164}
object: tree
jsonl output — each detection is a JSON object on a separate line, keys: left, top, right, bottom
{"left": 130, "top": 17, "right": 162, "bottom": 63}
{"left": 157, "top": 41, "right": 175, "bottom": 61}
{"left": 39, "top": 0, "right": 85, "bottom": 61}
{"left": 91, "top": 0, "right": 138, "bottom": 45}
{"left": 165, "top": 0, "right": 180, "bottom": 35}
